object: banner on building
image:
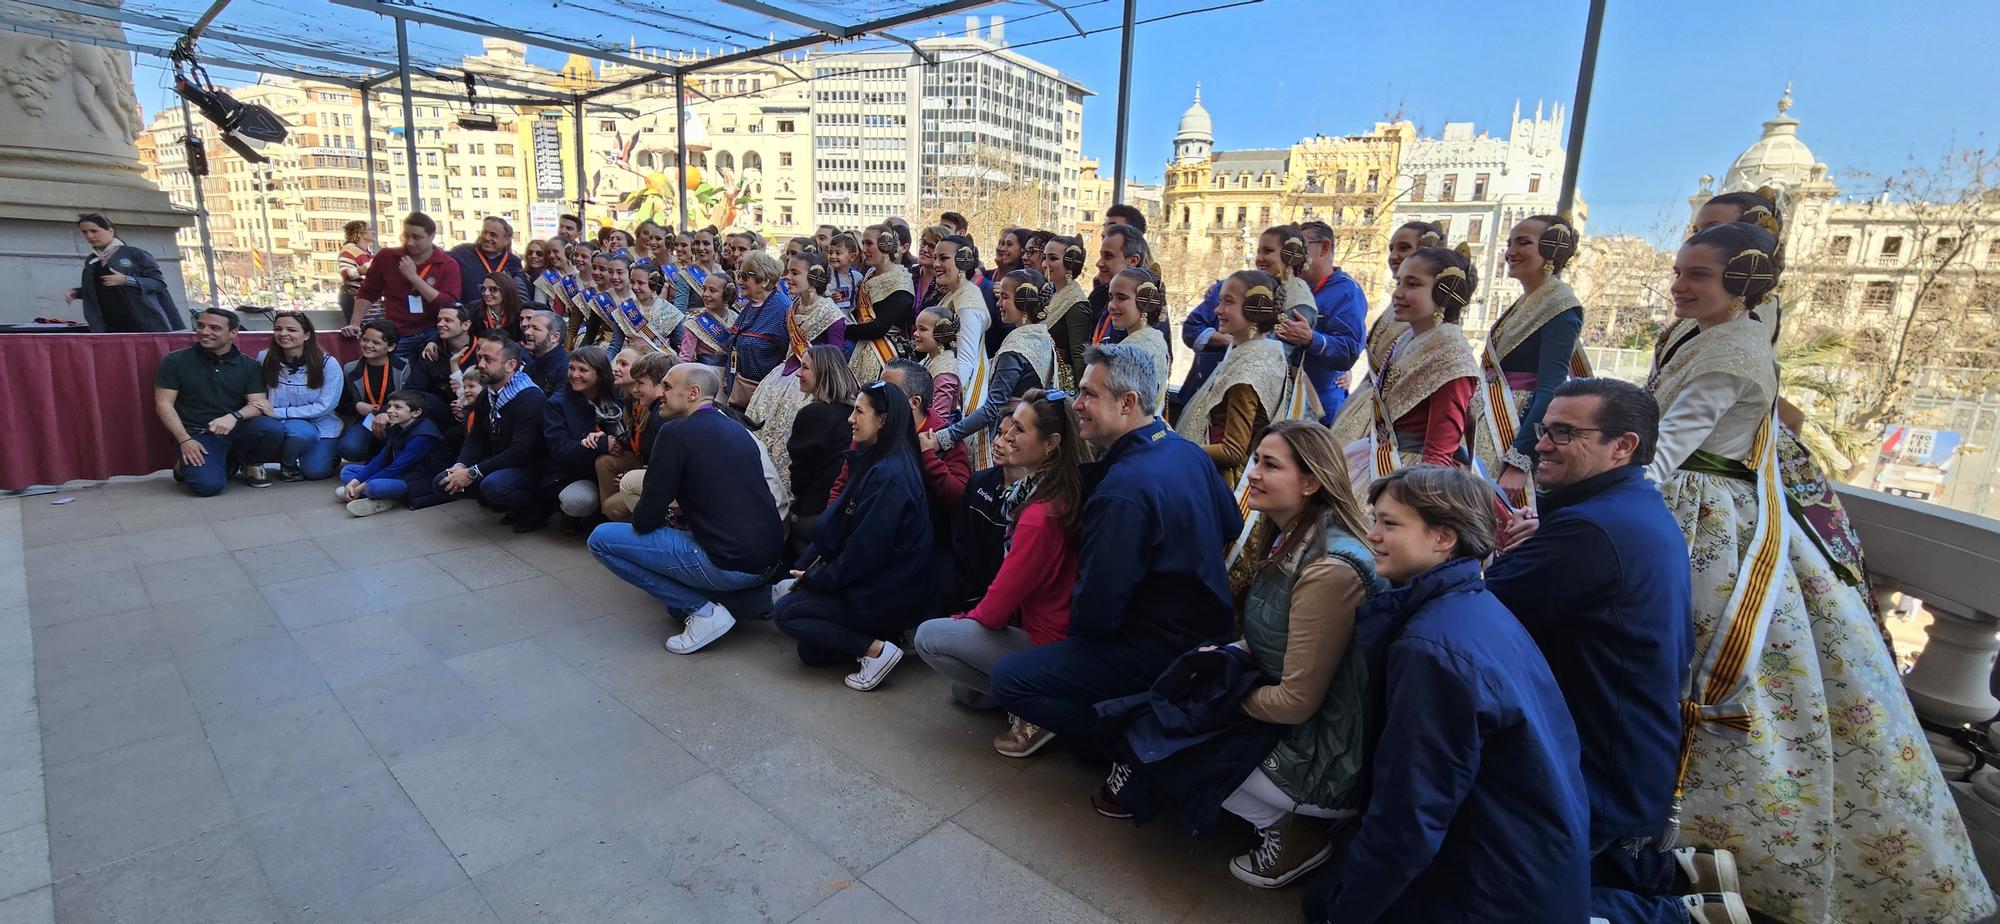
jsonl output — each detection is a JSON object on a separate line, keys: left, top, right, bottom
{"left": 1872, "top": 424, "right": 1962, "bottom": 501}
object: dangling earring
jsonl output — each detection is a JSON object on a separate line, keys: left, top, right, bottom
{"left": 1728, "top": 297, "right": 1747, "bottom": 318}
{"left": 1432, "top": 307, "right": 1445, "bottom": 323}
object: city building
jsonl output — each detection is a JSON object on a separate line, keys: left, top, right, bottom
{"left": 1393, "top": 101, "right": 1573, "bottom": 333}
{"left": 1075, "top": 157, "right": 1162, "bottom": 241}
{"left": 810, "top": 16, "right": 1090, "bottom": 235}
{"left": 1159, "top": 85, "right": 1411, "bottom": 299}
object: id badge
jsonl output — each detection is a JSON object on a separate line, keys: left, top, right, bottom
{"left": 407, "top": 293, "right": 423, "bottom": 314}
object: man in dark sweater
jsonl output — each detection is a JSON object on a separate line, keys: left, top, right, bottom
{"left": 1483, "top": 378, "right": 1707, "bottom": 922}
{"left": 991, "top": 344, "right": 1242, "bottom": 770}
{"left": 520, "top": 309, "right": 570, "bottom": 394}
{"left": 449, "top": 216, "right": 528, "bottom": 304}
{"left": 586, "top": 362, "right": 785, "bottom": 655}
{"left": 410, "top": 332, "right": 544, "bottom": 519}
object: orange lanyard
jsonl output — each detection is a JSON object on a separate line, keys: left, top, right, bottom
{"left": 476, "top": 249, "right": 504, "bottom": 276}
{"left": 1091, "top": 311, "right": 1113, "bottom": 345}
{"left": 453, "top": 343, "right": 476, "bottom": 369}
{"left": 362, "top": 363, "right": 390, "bottom": 406}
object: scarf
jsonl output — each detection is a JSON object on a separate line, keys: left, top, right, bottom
{"left": 1330, "top": 323, "right": 1478, "bottom": 448}
{"left": 787, "top": 295, "right": 843, "bottom": 361}
{"left": 89, "top": 237, "right": 127, "bottom": 264}
{"left": 489, "top": 370, "right": 537, "bottom": 423}
{"left": 1175, "top": 336, "right": 1308, "bottom": 445}
{"left": 999, "top": 473, "right": 1042, "bottom": 544}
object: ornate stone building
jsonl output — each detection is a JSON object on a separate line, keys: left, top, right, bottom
{"left": 1159, "top": 85, "right": 1410, "bottom": 297}
{"left": 1393, "top": 101, "right": 1572, "bottom": 334}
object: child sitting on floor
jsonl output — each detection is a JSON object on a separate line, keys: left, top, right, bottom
{"left": 333, "top": 390, "right": 453, "bottom": 517}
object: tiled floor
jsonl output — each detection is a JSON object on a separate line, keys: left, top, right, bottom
{"left": 6, "top": 475, "right": 1304, "bottom": 923}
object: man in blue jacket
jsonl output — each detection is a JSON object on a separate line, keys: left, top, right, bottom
{"left": 1274, "top": 220, "right": 1366, "bottom": 423}
{"left": 991, "top": 344, "right": 1242, "bottom": 774}
{"left": 1485, "top": 377, "right": 1712, "bottom": 923}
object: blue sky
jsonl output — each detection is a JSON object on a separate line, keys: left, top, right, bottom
{"left": 132, "top": 0, "right": 1996, "bottom": 236}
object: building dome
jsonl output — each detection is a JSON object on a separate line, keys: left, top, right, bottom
{"left": 1176, "top": 84, "right": 1212, "bottom": 143}
{"left": 1721, "top": 84, "right": 1816, "bottom": 193}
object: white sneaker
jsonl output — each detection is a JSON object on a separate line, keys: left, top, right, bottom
{"left": 770, "top": 578, "right": 797, "bottom": 605}
{"left": 345, "top": 497, "right": 395, "bottom": 517}
{"left": 334, "top": 484, "right": 352, "bottom": 501}
{"left": 665, "top": 603, "right": 736, "bottom": 654}
{"left": 844, "top": 640, "right": 903, "bottom": 691}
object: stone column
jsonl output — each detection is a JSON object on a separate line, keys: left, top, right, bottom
{"left": 0, "top": 0, "right": 192, "bottom": 325}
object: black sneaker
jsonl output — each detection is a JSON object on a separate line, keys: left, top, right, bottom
{"left": 499, "top": 510, "right": 520, "bottom": 525}
{"left": 277, "top": 465, "right": 306, "bottom": 482}
{"left": 242, "top": 465, "right": 272, "bottom": 488}
{"left": 1092, "top": 762, "right": 1135, "bottom": 819}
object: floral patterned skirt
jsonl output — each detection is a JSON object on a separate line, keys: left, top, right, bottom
{"left": 745, "top": 370, "right": 809, "bottom": 499}
{"left": 1663, "top": 470, "right": 1993, "bottom": 923}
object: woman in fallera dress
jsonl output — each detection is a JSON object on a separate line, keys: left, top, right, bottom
{"left": 1646, "top": 221, "right": 1991, "bottom": 923}
{"left": 679, "top": 274, "right": 739, "bottom": 368}
{"left": 1363, "top": 221, "right": 1445, "bottom": 378}
{"left": 1106, "top": 267, "right": 1172, "bottom": 412}
{"left": 747, "top": 251, "right": 849, "bottom": 497}
{"left": 1328, "top": 245, "right": 1479, "bottom": 502}
{"left": 1175, "top": 270, "right": 1320, "bottom": 487}
{"left": 1472, "top": 214, "right": 1590, "bottom": 506}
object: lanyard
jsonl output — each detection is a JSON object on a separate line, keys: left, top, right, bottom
{"left": 1092, "top": 311, "right": 1113, "bottom": 345}
{"left": 362, "top": 363, "right": 390, "bottom": 407}
{"left": 476, "top": 249, "right": 505, "bottom": 276}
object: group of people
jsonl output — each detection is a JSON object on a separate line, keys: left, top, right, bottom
{"left": 147, "top": 196, "right": 1994, "bottom": 924}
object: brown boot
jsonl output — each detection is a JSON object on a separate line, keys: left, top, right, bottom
{"left": 1228, "top": 814, "right": 1334, "bottom": 889}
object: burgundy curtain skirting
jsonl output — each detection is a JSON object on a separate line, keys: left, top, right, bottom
{"left": 0, "top": 332, "right": 363, "bottom": 490}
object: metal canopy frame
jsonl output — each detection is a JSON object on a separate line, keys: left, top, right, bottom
{"left": 0, "top": 0, "right": 1610, "bottom": 309}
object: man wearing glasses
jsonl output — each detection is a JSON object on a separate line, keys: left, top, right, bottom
{"left": 1481, "top": 378, "right": 1706, "bottom": 923}
{"left": 1272, "top": 219, "right": 1367, "bottom": 423}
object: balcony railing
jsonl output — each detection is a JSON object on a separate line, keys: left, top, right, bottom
{"left": 1837, "top": 484, "right": 2000, "bottom": 877}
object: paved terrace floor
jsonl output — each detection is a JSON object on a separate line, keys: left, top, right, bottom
{"left": 0, "top": 476, "right": 1304, "bottom": 923}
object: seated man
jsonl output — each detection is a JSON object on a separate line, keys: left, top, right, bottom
{"left": 521, "top": 308, "right": 570, "bottom": 394}
{"left": 588, "top": 363, "right": 786, "bottom": 655}
{"left": 411, "top": 332, "right": 545, "bottom": 518}
{"left": 990, "top": 344, "right": 1241, "bottom": 775}
{"left": 1484, "top": 379, "right": 1721, "bottom": 922}
{"left": 153, "top": 306, "right": 267, "bottom": 496}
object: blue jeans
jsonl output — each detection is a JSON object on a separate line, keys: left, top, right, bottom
{"left": 182, "top": 430, "right": 243, "bottom": 497}
{"left": 337, "top": 463, "right": 409, "bottom": 500}
{"left": 1589, "top": 838, "right": 1684, "bottom": 924}
{"left": 587, "top": 522, "right": 766, "bottom": 615}
{"left": 990, "top": 636, "right": 1177, "bottom": 746}
{"left": 239, "top": 416, "right": 339, "bottom": 479}
{"left": 428, "top": 465, "right": 537, "bottom": 511}
{"left": 338, "top": 419, "right": 380, "bottom": 462}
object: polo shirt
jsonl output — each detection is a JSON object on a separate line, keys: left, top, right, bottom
{"left": 154, "top": 344, "right": 264, "bottom": 435}
{"left": 357, "top": 246, "right": 462, "bottom": 338}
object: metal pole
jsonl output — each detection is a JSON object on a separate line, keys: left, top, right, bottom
{"left": 395, "top": 18, "right": 420, "bottom": 207}
{"left": 1556, "top": 0, "right": 1605, "bottom": 218}
{"left": 675, "top": 71, "right": 688, "bottom": 234}
{"left": 360, "top": 87, "right": 379, "bottom": 235}
{"left": 1110, "top": 0, "right": 1136, "bottom": 205}
{"left": 178, "top": 94, "right": 221, "bottom": 311}
{"left": 256, "top": 165, "right": 275, "bottom": 301}
{"left": 572, "top": 97, "right": 587, "bottom": 228}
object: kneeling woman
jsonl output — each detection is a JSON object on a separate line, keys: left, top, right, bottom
{"left": 1175, "top": 270, "right": 1319, "bottom": 486}
{"left": 915, "top": 390, "right": 1082, "bottom": 757}
{"left": 1219, "top": 421, "right": 1387, "bottom": 889}
{"left": 774, "top": 380, "right": 935, "bottom": 692}
{"left": 1309, "top": 466, "right": 1589, "bottom": 922}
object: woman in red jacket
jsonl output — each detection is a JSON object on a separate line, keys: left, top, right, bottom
{"left": 914, "top": 388, "right": 1086, "bottom": 758}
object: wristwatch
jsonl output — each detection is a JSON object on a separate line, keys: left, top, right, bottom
{"left": 229, "top": 410, "right": 244, "bottom": 421}
{"left": 467, "top": 465, "right": 484, "bottom": 481}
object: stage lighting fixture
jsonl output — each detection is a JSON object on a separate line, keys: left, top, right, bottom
{"left": 174, "top": 76, "right": 289, "bottom": 163}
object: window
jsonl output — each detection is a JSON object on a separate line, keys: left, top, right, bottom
{"left": 780, "top": 205, "right": 793, "bottom": 224}
{"left": 496, "top": 166, "right": 515, "bottom": 177}
{"left": 1259, "top": 206, "right": 1271, "bottom": 225}
{"left": 1437, "top": 217, "right": 1452, "bottom": 238}
{"left": 1467, "top": 217, "right": 1483, "bottom": 242}
{"left": 1181, "top": 206, "right": 1191, "bottom": 227}
{"left": 1528, "top": 174, "right": 1542, "bottom": 193}
{"left": 1986, "top": 240, "right": 2000, "bottom": 268}
{"left": 1211, "top": 174, "right": 1224, "bottom": 189}
{"left": 1335, "top": 170, "right": 1348, "bottom": 193}
{"left": 1215, "top": 206, "right": 1225, "bottom": 224}
{"left": 1935, "top": 236, "right": 1959, "bottom": 259}
{"left": 1237, "top": 206, "right": 1248, "bottom": 225}
{"left": 1410, "top": 175, "right": 1426, "bottom": 203}
{"left": 1880, "top": 235, "right": 1903, "bottom": 260}
{"left": 599, "top": 120, "right": 615, "bottom": 131}
{"left": 1473, "top": 173, "right": 1489, "bottom": 200}
{"left": 1829, "top": 235, "right": 1853, "bottom": 259}
{"left": 1367, "top": 170, "right": 1379, "bottom": 192}
{"left": 1440, "top": 176, "right": 1457, "bottom": 202}
{"left": 495, "top": 143, "right": 514, "bottom": 155}
{"left": 1812, "top": 279, "right": 1850, "bottom": 310}
{"left": 780, "top": 151, "right": 793, "bottom": 167}
{"left": 779, "top": 119, "right": 797, "bottom": 134}
{"left": 1861, "top": 281, "right": 1896, "bottom": 310}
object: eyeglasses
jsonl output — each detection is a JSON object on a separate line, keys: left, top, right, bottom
{"left": 1533, "top": 423, "right": 1624, "bottom": 446}
{"left": 736, "top": 271, "right": 759, "bottom": 281}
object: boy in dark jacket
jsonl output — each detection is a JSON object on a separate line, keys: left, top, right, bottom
{"left": 334, "top": 390, "right": 450, "bottom": 517}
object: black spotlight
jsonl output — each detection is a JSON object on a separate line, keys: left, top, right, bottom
{"left": 174, "top": 76, "right": 290, "bottom": 163}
